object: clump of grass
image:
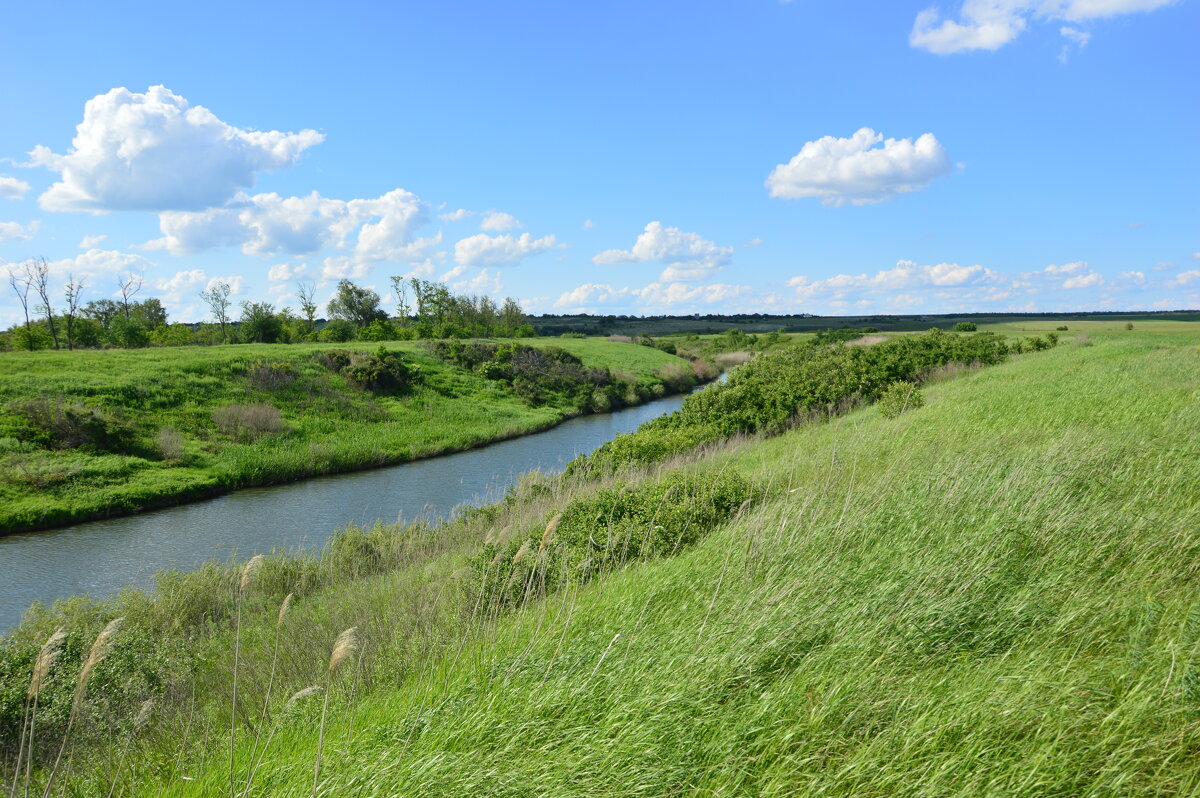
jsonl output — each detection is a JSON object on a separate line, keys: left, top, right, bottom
{"left": 212, "top": 403, "right": 288, "bottom": 441}
{"left": 155, "top": 427, "right": 186, "bottom": 461}
{"left": 876, "top": 380, "right": 924, "bottom": 419}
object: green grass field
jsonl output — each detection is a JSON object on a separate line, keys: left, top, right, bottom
{"left": 0, "top": 338, "right": 695, "bottom": 533}
{"left": 7, "top": 326, "right": 1200, "bottom": 795}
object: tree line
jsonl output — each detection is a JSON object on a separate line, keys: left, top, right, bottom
{"left": 2, "top": 259, "right": 533, "bottom": 351}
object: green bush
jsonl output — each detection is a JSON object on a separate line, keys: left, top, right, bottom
{"left": 9, "top": 397, "right": 138, "bottom": 453}
{"left": 655, "top": 340, "right": 678, "bottom": 355}
{"left": 877, "top": 381, "right": 924, "bottom": 419}
{"left": 342, "top": 347, "right": 415, "bottom": 393}
{"left": 953, "top": 321, "right": 977, "bottom": 332}
{"left": 476, "top": 470, "right": 757, "bottom": 607}
{"left": 319, "top": 319, "right": 356, "bottom": 342}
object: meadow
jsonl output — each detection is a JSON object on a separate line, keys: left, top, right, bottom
{"left": 6, "top": 325, "right": 1198, "bottom": 795}
{"left": 0, "top": 338, "right": 697, "bottom": 533}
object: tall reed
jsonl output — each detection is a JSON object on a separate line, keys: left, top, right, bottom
{"left": 312, "top": 628, "right": 358, "bottom": 797}
{"left": 41, "top": 617, "right": 123, "bottom": 798}
{"left": 240, "top": 592, "right": 292, "bottom": 797}
{"left": 9, "top": 627, "right": 64, "bottom": 798}
{"left": 229, "top": 555, "right": 263, "bottom": 798}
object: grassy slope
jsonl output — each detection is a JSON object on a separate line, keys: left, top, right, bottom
{"left": 120, "top": 329, "right": 1200, "bottom": 795}
{"left": 0, "top": 338, "right": 692, "bottom": 533}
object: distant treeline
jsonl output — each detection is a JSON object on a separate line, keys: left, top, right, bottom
{"left": 2, "top": 259, "right": 533, "bottom": 351}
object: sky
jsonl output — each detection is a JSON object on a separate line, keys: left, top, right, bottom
{"left": 0, "top": 0, "right": 1197, "bottom": 325}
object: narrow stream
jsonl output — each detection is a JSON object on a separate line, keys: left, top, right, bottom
{"left": 0, "top": 392, "right": 690, "bottom": 633}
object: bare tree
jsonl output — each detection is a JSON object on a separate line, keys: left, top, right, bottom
{"left": 63, "top": 274, "right": 85, "bottom": 350}
{"left": 296, "top": 280, "right": 318, "bottom": 332}
{"left": 117, "top": 271, "right": 143, "bottom": 318}
{"left": 29, "top": 258, "right": 60, "bottom": 350}
{"left": 201, "top": 281, "right": 233, "bottom": 343}
{"left": 6, "top": 260, "right": 36, "bottom": 350}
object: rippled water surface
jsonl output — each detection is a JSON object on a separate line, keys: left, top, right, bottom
{"left": 0, "top": 393, "right": 689, "bottom": 632}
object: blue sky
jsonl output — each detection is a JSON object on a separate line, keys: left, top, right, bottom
{"left": 1, "top": 0, "right": 1196, "bottom": 324}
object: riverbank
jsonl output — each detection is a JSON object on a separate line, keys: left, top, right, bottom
{"left": 13, "top": 329, "right": 1200, "bottom": 794}
{"left": 0, "top": 338, "right": 703, "bottom": 534}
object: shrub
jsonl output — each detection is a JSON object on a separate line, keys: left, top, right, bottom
{"left": 248, "top": 361, "right": 297, "bottom": 392}
{"left": 9, "top": 397, "right": 137, "bottom": 453}
{"left": 877, "top": 381, "right": 924, "bottom": 419}
{"left": 476, "top": 471, "right": 757, "bottom": 607}
{"left": 358, "top": 319, "right": 402, "bottom": 342}
{"left": 319, "top": 319, "right": 356, "bottom": 342}
{"left": 1125, "top": 322, "right": 1134, "bottom": 330}
{"left": 953, "top": 321, "right": 977, "bottom": 332}
{"left": 155, "top": 427, "right": 186, "bottom": 461}
{"left": 212, "top": 403, "right": 288, "bottom": 441}
{"left": 108, "top": 316, "right": 151, "bottom": 348}
{"left": 559, "top": 332, "right": 586, "bottom": 339}
{"left": 655, "top": 340, "right": 677, "bottom": 355}
{"left": 341, "top": 347, "right": 415, "bottom": 393}
{"left": 1056, "top": 325, "right": 1069, "bottom": 331}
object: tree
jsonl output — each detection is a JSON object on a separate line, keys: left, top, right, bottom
{"left": 117, "top": 271, "right": 143, "bottom": 318}
{"left": 297, "top": 280, "right": 319, "bottom": 332}
{"left": 390, "top": 275, "right": 412, "bottom": 327}
{"left": 27, "top": 258, "right": 61, "bottom": 350}
{"left": 63, "top": 274, "right": 85, "bottom": 350}
{"left": 239, "top": 301, "right": 283, "bottom": 343}
{"left": 200, "top": 281, "right": 233, "bottom": 343}
{"left": 327, "top": 279, "right": 386, "bottom": 329}
{"left": 83, "top": 299, "right": 122, "bottom": 331}
{"left": 6, "top": 260, "right": 36, "bottom": 350}
{"left": 131, "top": 298, "right": 168, "bottom": 329}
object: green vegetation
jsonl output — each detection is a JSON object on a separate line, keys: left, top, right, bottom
{"left": 4, "top": 327, "right": 1200, "bottom": 796}
{"left": 0, "top": 338, "right": 697, "bottom": 533}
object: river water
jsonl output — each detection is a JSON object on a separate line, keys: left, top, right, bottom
{"left": 0, "top": 392, "right": 689, "bottom": 633}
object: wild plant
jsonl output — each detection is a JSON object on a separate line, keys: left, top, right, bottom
{"left": 8, "top": 627, "right": 64, "bottom": 798}
{"left": 313, "top": 628, "right": 358, "bottom": 796}
{"left": 229, "top": 555, "right": 263, "bottom": 798}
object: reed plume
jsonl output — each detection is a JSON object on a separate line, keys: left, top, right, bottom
{"left": 313, "top": 628, "right": 359, "bottom": 797}
{"left": 107, "top": 699, "right": 155, "bottom": 798}
{"left": 242, "top": 593, "right": 294, "bottom": 796}
{"left": 230, "top": 555, "right": 263, "bottom": 798}
{"left": 538, "top": 513, "right": 562, "bottom": 553}
{"left": 241, "top": 687, "right": 320, "bottom": 797}
{"left": 11, "top": 628, "right": 66, "bottom": 798}
{"left": 42, "top": 618, "right": 123, "bottom": 798}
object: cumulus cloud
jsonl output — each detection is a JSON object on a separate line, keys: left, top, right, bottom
{"left": 1062, "top": 271, "right": 1104, "bottom": 289}
{"left": 479, "top": 211, "right": 521, "bottom": 232}
{"left": 553, "top": 283, "right": 632, "bottom": 309}
{"left": 910, "top": 0, "right": 1176, "bottom": 55}
{"left": 593, "top": 221, "right": 733, "bottom": 282}
{"left": 30, "top": 85, "right": 323, "bottom": 213}
{"left": 635, "top": 281, "right": 752, "bottom": 308}
{"left": 788, "top": 259, "right": 1000, "bottom": 299}
{"left": 1059, "top": 25, "right": 1092, "bottom": 60}
{"left": 765, "top": 128, "right": 951, "bottom": 207}
{"left": 454, "top": 232, "right": 561, "bottom": 267}
{"left": 438, "top": 208, "right": 472, "bottom": 222}
{"left": 147, "top": 188, "right": 436, "bottom": 269}
{"left": 582, "top": 219, "right": 594, "bottom": 231}
{"left": 206, "top": 275, "right": 244, "bottom": 295}
{"left": 1171, "top": 270, "right": 1200, "bottom": 287}
{"left": 0, "top": 175, "right": 30, "bottom": 200}
{"left": 44, "top": 248, "right": 156, "bottom": 280}
{"left": 155, "top": 268, "right": 208, "bottom": 302}
{"left": 0, "top": 220, "right": 40, "bottom": 242}
{"left": 78, "top": 234, "right": 107, "bottom": 249}
{"left": 268, "top": 262, "right": 307, "bottom": 282}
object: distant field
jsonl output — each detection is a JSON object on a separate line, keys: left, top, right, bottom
{"left": 0, "top": 338, "right": 694, "bottom": 533}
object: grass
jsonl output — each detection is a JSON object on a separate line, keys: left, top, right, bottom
{"left": 5, "top": 327, "right": 1200, "bottom": 795}
{"left": 0, "top": 338, "right": 694, "bottom": 533}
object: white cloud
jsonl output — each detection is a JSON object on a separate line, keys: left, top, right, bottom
{"left": 147, "top": 188, "right": 435, "bottom": 267}
{"left": 553, "top": 283, "right": 632, "bottom": 309}
{"left": 1043, "top": 260, "right": 1089, "bottom": 275}
{"left": 0, "top": 175, "right": 30, "bottom": 200}
{"left": 593, "top": 221, "right": 732, "bottom": 282}
{"left": 454, "top": 232, "right": 561, "bottom": 267}
{"left": 765, "top": 128, "right": 951, "bottom": 207}
{"left": 155, "top": 268, "right": 208, "bottom": 302}
{"left": 635, "top": 281, "right": 752, "bottom": 308}
{"left": 31, "top": 86, "right": 322, "bottom": 213}
{"left": 1059, "top": 25, "right": 1092, "bottom": 60}
{"left": 788, "top": 259, "right": 1000, "bottom": 299}
{"left": 1062, "top": 271, "right": 1104, "bottom": 289}
{"left": 206, "top": 275, "right": 244, "bottom": 295}
{"left": 1171, "top": 270, "right": 1200, "bottom": 287}
{"left": 744, "top": 237, "right": 764, "bottom": 247}
{"left": 0, "top": 220, "right": 40, "bottom": 242}
{"left": 910, "top": 0, "right": 1176, "bottom": 55}
{"left": 582, "top": 219, "right": 594, "bottom": 231}
{"left": 449, "top": 267, "right": 503, "bottom": 295}
{"left": 268, "top": 262, "right": 307, "bottom": 282}
{"left": 438, "top": 208, "right": 472, "bottom": 222}
{"left": 78, "top": 234, "right": 107, "bottom": 249}
{"left": 1192, "top": 252, "right": 1200, "bottom": 260}
{"left": 479, "top": 211, "right": 521, "bottom": 232}
{"left": 44, "top": 248, "right": 156, "bottom": 281}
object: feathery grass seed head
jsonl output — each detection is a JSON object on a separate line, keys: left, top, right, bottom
{"left": 28, "top": 627, "right": 66, "bottom": 699}
{"left": 286, "top": 686, "right": 322, "bottom": 707}
{"left": 277, "top": 592, "right": 294, "bottom": 628}
{"left": 538, "top": 513, "right": 562, "bottom": 553}
{"left": 327, "top": 627, "right": 358, "bottom": 673}
{"left": 240, "top": 554, "right": 264, "bottom": 594}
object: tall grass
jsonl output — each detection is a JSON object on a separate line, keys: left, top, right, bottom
{"left": 6, "top": 330, "right": 1200, "bottom": 795}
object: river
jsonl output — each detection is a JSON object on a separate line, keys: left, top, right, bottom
{"left": 0, "top": 391, "right": 690, "bottom": 633}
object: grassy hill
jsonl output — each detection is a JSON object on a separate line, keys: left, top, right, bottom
{"left": 4, "top": 327, "right": 1200, "bottom": 795}
{"left": 0, "top": 338, "right": 697, "bottom": 533}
